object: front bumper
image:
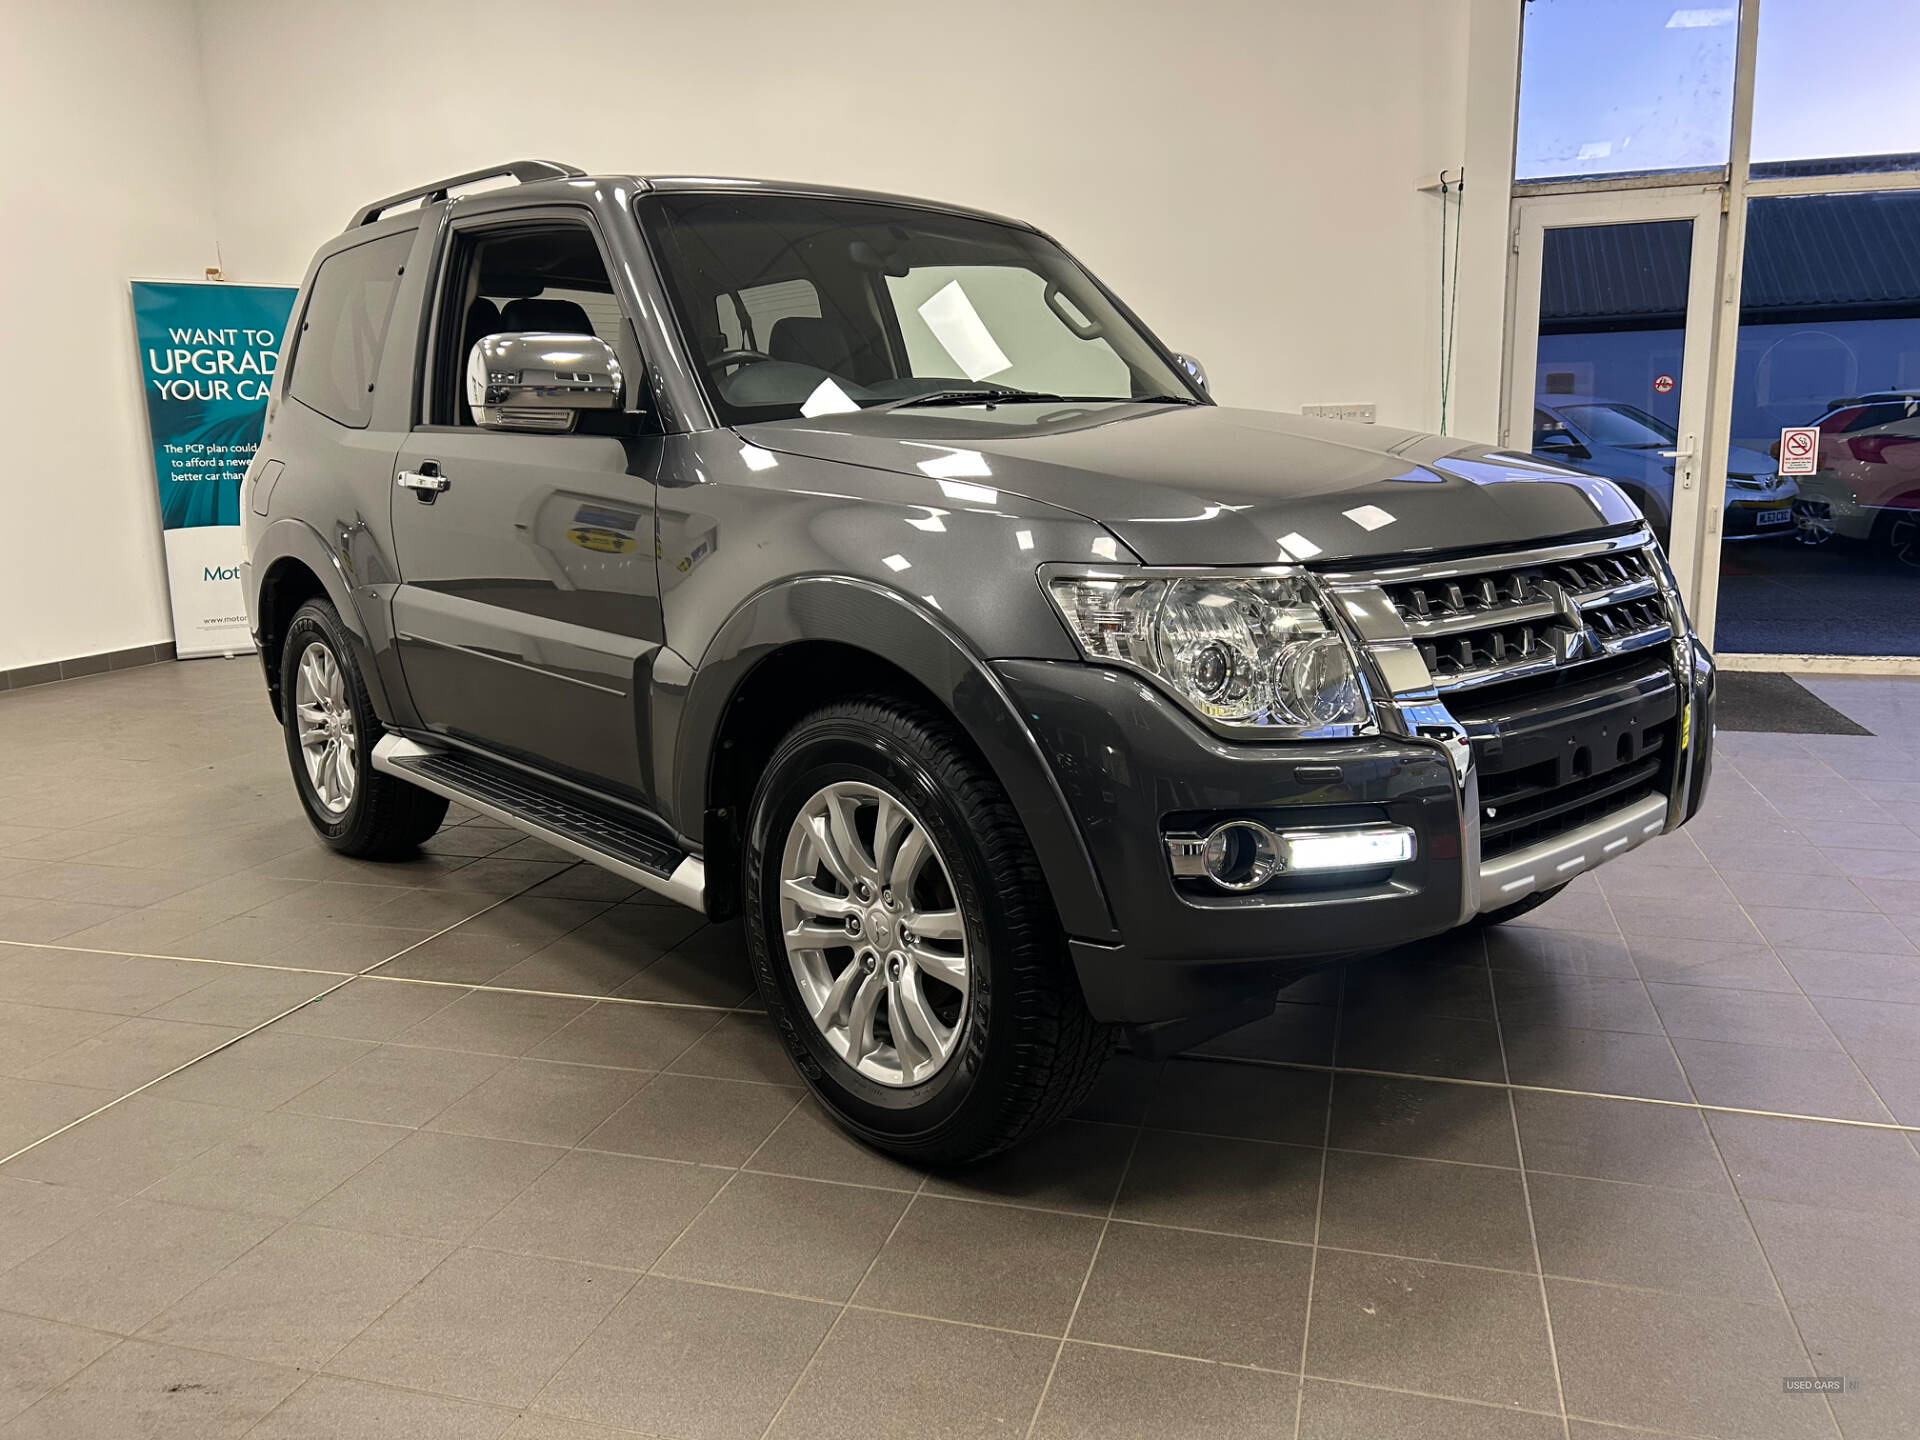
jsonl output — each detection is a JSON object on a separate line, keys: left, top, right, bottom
{"left": 993, "top": 627, "right": 1715, "bottom": 1037}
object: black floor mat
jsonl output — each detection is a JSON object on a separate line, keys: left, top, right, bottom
{"left": 1715, "top": 671, "right": 1873, "bottom": 735}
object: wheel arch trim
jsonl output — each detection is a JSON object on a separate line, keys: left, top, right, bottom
{"left": 674, "top": 575, "right": 1119, "bottom": 942}
{"left": 250, "top": 516, "right": 397, "bottom": 723}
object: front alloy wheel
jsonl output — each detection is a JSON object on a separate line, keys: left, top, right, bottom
{"left": 779, "top": 781, "right": 970, "bottom": 1086}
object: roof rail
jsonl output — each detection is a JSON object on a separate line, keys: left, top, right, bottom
{"left": 348, "top": 159, "right": 586, "bottom": 229}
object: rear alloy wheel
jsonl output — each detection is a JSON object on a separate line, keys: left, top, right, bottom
{"left": 1878, "top": 509, "right": 1920, "bottom": 571}
{"left": 743, "top": 697, "right": 1111, "bottom": 1164}
{"left": 279, "top": 599, "right": 449, "bottom": 858}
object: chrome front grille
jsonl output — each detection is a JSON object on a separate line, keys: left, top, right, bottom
{"left": 1378, "top": 543, "right": 1671, "bottom": 694}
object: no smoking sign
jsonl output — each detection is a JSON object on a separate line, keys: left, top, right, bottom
{"left": 1779, "top": 426, "right": 1820, "bottom": 475}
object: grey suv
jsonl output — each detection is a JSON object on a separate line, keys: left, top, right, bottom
{"left": 243, "top": 160, "right": 1716, "bottom": 1162}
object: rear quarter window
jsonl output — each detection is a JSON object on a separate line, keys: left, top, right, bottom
{"left": 287, "top": 232, "right": 413, "bottom": 427}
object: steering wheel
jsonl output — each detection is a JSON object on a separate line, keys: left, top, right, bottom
{"left": 708, "top": 347, "right": 775, "bottom": 371}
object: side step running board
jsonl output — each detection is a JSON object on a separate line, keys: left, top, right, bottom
{"left": 372, "top": 735, "right": 706, "bottom": 913}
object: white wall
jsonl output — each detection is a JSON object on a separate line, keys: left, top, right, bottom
{"left": 193, "top": 0, "right": 1473, "bottom": 424}
{"left": 5, "top": 0, "right": 1518, "bottom": 672}
{"left": 0, "top": 0, "right": 221, "bottom": 672}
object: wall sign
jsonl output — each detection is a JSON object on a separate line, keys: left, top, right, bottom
{"left": 1652, "top": 373, "right": 1674, "bottom": 394}
{"left": 131, "top": 280, "right": 297, "bottom": 659}
{"left": 1779, "top": 425, "right": 1820, "bottom": 476}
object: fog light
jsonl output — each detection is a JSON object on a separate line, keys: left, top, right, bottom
{"left": 1201, "top": 821, "right": 1280, "bottom": 891}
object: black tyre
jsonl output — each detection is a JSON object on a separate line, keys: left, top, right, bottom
{"left": 1469, "top": 882, "right": 1566, "bottom": 928}
{"left": 279, "top": 599, "right": 448, "bottom": 857}
{"left": 1872, "top": 506, "right": 1920, "bottom": 572}
{"left": 742, "top": 697, "right": 1112, "bottom": 1165}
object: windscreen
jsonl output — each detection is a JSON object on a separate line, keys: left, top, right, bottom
{"left": 638, "top": 191, "right": 1196, "bottom": 425}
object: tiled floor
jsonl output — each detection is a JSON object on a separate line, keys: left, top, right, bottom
{"left": 1, "top": 659, "right": 1917, "bottom": 1439}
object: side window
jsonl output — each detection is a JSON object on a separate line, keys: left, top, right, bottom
{"left": 715, "top": 278, "right": 821, "bottom": 351}
{"left": 287, "top": 232, "right": 412, "bottom": 428}
{"left": 432, "top": 222, "right": 628, "bottom": 427}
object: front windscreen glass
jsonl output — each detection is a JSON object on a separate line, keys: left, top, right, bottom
{"left": 637, "top": 191, "right": 1197, "bottom": 426}
{"left": 1556, "top": 402, "right": 1677, "bottom": 448}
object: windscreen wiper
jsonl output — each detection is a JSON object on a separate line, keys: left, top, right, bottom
{"left": 870, "top": 389, "right": 1200, "bottom": 412}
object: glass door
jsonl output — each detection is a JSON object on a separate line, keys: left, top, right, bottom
{"left": 1505, "top": 190, "right": 1726, "bottom": 617}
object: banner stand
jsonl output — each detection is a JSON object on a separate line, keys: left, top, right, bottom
{"left": 130, "top": 279, "right": 298, "bottom": 659}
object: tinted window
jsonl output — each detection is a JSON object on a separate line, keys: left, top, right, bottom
{"left": 288, "top": 233, "right": 412, "bottom": 427}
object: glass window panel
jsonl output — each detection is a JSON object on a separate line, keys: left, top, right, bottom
{"left": 1531, "top": 219, "right": 1696, "bottom": 548}
{"left": 1516, "top": 0, "right": 1737, "bottom": 181}
{"left": 1715, "top": 191, "right": 1920, "bottom": 656}
{"left": 1752, "top": 0, "right": 1920, "bottom": 173}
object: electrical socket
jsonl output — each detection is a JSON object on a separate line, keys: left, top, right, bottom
{"left": 1301, "top": 403, "right": 1376, "bottom": 424}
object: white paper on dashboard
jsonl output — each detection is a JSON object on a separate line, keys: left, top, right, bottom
{"left": 917, "top": 280, "right": 1012, "bottom": 382}
{"left": 799, "top": 377, "right": 861, "bottom": 417}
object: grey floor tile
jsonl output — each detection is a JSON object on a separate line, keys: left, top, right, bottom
{"left": 1529, "top": 1170, "right": 1778, "bottom": 1302}
{"left": 1548, "top": 1278, "right": 1830, "bottom": 1439}
{"left": 1112, "top": 1129, "right": 1320, "bottom": 1243}
{"left": 1327, "top": 1073, "right": 1519, "bottom": 1166}
{"left": 1483, "top": 927, "right": 1638, "bottom": 979}
{"left": 142, "top": 965, "right": 340, "bottom": 1027}
{"left": 1810, "top": 994, "right": 1920, "bottom": 1062}
{"left": 1746, "top": 905, "right": 1917, "bottom": 957}
{"left": 527, "top": 1001, "right": 721, "bottom": 1070}
{"left": 770, "top": 1308, "right": 1055, "bottom": 1440}
{"left": 18, "top": 1016, "right": 238, "bottom": 1093}
{"left": 139, "top": 1222, "right": 449, "bottom": 1368}
{"left": 1296, "top": 1379, "right": 1563, "bottom": 1440}
{"left": 1716, "top": 869, "right": 1877, "bottom": 912}
{"left": 1069, "top": 1219, "right": 1310, "bottom": 1367}
{"left": 1628, "top": 936, "right": 1801, "bottom": 992}
{"left": 1501, "top": 1022, "right": 1694, "bottom": 1101}
{"left": 396, "top": 990, "right": 594, "bottom": 1058}
{"left": 1609, "top": 895, "right": 1761, "bottom": 944}
{"left": 0, "top": 1313, "right": 115, "bottom": 1426}
{"left": 1507, "top": 886, "right": 1620, "bottom": 934}
{"left": 1673, "top": 1036, "right": 1892, "bottom": 1121}
{"left": 1031, "top": 1344, "right": 1296, "bottom": 1439}
{"left": 1319, "top": 1149, "right": 1536, "bottom": 1269}
{"left": 537, "top": 1275, "right": 836, "bottom": 1440}
{"left": 1792, "top": 1302, "right": 1920, "bottom": 1440}
{"left": 1069, "top": 1055, "right": 1163, "bottom": 1127}
{"left": 473, "top": 1149, "right": 727, "bottom": 1270}
{"left": 1707, "top": 1111, "right": 1920, "bottom": 1217}
{"left": 280, "top": 1042, "right": 505, "bottom": 1127}
{"left": 497, "top": 905, "right": 708, "bottom": 998}
{"left": 1747, "top": 1197, "right": 1920, "bottom": 1324}
{"left": 147, "top": 1029, "right": 371, "bottom": 1110}
{"left": 271, "top": 978, "right": 464, "bottom": 1041}
{"left": 0, "top": 1002, "right": 121, "bottom": 1077}
{"left": 0, "top": 1339, "right": 301, "bottom": 1440}
{"left": 1493, "top": 971, "right": 1662, "bottom": 1033}
{"left": 1336, "top": 1010, "right": 1507, "bottom": 1082}
{"left": 1780, "top": 947, "right": 1920, "bottom": 1005}
{"left": 611, "top": 927, "right": 756, "bottom": 1009}
{"left": 657, "top": 1170, "right": 907, "bottom": 1301}
{"left": 297, "top": 1129, "right": 564, "bottom": 1243}
{"left": 0, "top": 946, "right": 215, "bottom": 1018}
{"left": 0, "top": 898, "right": 138, "bottom": 944}
{"left": 0, "top": 1197, "right": 278, "bottom": 1332}
{"left": 142, "top": 1110, "right": 406, "bottom": 1218}
{"left": 853, "top": 1193, "right": 1101, "bottom": 1334}
{"left": 580, "top": 1073, "right": 799, "bottom": 1166}
{"left": 2, "top": 1093, "right": 245, "bottom": 1193}
{"left": 0, "top": 1079, "right": 111, "bottom": 1156}
{"left": 0, "top": 1178, "right": 116, "bottom": 1272}
{"left": 503, "top": 1416, "right": 651, "bottom": 1440}
{"left": 1514, "top": 1091, "right": 1729, "bottom": 1191}
{"left": 247, "top": 1374, "right": 516, "bottom": 1440}
{"left": 1341, "top": 945, "right": 1494, "bottom": 1021}
{"left": 425, "top": 1059, "right": 650, "bottom": 1147}
{"left": 923, "top": 1118, "right": 1136, "bottom": 1217}
{"left": 1851, "top": 1050, "right": 1920, "bottom": 1125}
{"left": 1191, "top": 999, "right": 1337, "bottom": 1065}
{"left": 1647, "top": 982, "right": 1841, "bottom": 1052}
{"left": 1140, "top": 1058, "right": 1330, "bottom": 1145}
{"left": 744, "top": 1098, "right": 924, "bottom": 1190}
{"left": 664, "top": 1012, "right": 797, "bottom": 1086}
{"left": 329, "top": 1246, "right": 634, "bottom": 1406}
{"left": 1304, "top": 1248, "right": 1559, "bottom": 1411}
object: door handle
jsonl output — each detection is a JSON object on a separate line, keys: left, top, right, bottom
{"left": 397, "top": 462, "right": 450, "bottom": 499}
{"left": 1659, "top": 434, "right": 1697, "bottom": 490}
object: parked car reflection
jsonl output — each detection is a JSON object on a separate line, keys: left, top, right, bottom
{"left": 1532, "top": 396, "right": 1796, "bottom": 546}
{"left": 1789, "top": 391, "right": 1920, "bottom": 572}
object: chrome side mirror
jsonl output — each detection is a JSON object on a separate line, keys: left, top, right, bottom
{"left": 1174, "top": 352, "right": 1209, "bottom": 396}
{"left": 467, "top": 332, "right": 623, "bottom": 432}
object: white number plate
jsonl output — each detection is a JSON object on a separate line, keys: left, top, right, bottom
{"left": 1757, "top": 508, "right": 1791, "bottom": 527}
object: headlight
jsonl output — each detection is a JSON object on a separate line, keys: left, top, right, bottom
{"left": 1042, "top": 567, "right": 1370, "bottom": 735}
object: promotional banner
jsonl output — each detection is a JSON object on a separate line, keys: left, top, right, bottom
{"left": 131, "top": 280, "right": 297, "bottom": 658}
